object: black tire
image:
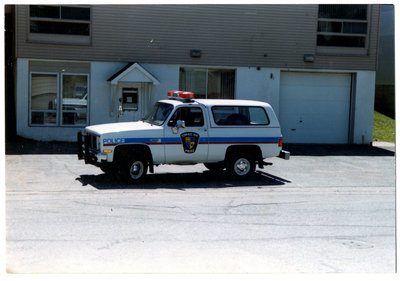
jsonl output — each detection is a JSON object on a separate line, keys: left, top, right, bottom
{"left": 100, "top": 165, "right": 115, "bottom": 174}
{"left": 204, "top": 162, "right": 225, "bottom": 172}
{"left": 226, "top": 153, "right": 255, "bottom": 179}
{"left": 118, "top": 152, "right": 148, "bottom": 183}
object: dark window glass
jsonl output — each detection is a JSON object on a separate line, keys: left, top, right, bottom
{"left": 30, "top": 5, "right": 90, "bottom": 37}
{"left": 61, "top": 7, "right": 90, "bottom": 20}
{"left": 168, "top": 107, "right": 204, "bottom": 127}
{"left": 207, "top": 70, "right": 235, "bottom": 99}
{"left": 179, "top": 68, "right": 207, "bottom": 99}
{"left": 30, "top": 5, "right": 59, "bottom": 18}
{"left": 318, "top": 21, "right": 367, "bottom": 34}
{"left": 30, "top": 21, "right": 90, "bottom": 35}
{"left": 318, "top": 4, "right": 367, "bottom": 20}
{"left": 212, "top": 106, "right": 269, "bottom": 126}
{"left": 343, "top": 22, "right": 368, "bottom": 34}
{"left": 317, "top": 35, "right": 366, "bottom": 48}
{"left": 31, "top": 112, "right": 57, "bottom": 125}
{"left": 318, "top": 21, "right": 342, "bottom": 33}
{"left": 317, "top": 4, "right": 368, "bottom": 48}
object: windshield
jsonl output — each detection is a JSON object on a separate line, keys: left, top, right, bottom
{"left": 142, "top": 102, "right": 173, "bottom": 125}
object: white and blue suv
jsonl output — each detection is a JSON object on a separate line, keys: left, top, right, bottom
{"left": 78, "top": 91, "right": 289, "bottom": 183}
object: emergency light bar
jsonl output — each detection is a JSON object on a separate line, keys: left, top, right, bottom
{"left": 167, "top": 91, "right": 195, "bottom": 100}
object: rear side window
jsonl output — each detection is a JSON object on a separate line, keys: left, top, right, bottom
{"left": 212, "top": 106, "right": 270, "bottom": 125}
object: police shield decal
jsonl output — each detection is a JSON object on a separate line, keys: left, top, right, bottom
{"left": 180, "top": 132, "right": 200, "bottom": 153}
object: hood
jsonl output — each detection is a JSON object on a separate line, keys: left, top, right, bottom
{"left": 85, "top": 121, "right": 161, "bottom": 135}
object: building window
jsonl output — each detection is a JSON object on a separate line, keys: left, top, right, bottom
{"left": 30, "top": 72, "right": 89, "bottom": 127}
{"left": 29, "top": 5, "right": 90, "bottom": 36}
{"left": 61, "top": 74, "right": 88, "bottom": 125}
{"left": 122, "top": 88, "right": 138, "bottom": 111}
{"left": 30, "top": 73, "right": 58, "bottom": 125}
{"left": 179, "top": 68, "right": 235, "bottom": 99}
{"left": 317, "top": 4, "right": 368, "bottom": 48}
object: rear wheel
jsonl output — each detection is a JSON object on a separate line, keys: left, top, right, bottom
{"left": 226, "top": 153, "right": 255, "bottom": 179}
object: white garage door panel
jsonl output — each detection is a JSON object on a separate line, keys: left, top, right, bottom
{"left": 280, "top": 72, "right": 351, "bottom": 144}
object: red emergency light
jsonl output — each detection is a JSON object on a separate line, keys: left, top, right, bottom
{"left": 168, "top": 91, "right": 195, "bottom": 100}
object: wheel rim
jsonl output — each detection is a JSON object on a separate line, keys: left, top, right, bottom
{"left": 234, "top": 158, "right": 250, "bottom": 176}
{"left": 129, "top": 161, "right": 144, "bottom": 179}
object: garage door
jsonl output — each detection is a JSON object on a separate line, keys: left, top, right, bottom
{"left": 279, "top": 72, "right": 351, "bottom": 144}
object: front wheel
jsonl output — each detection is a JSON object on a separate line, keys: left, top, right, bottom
{"left": 119, "top": 153, "right": 148, "bottom": 183}
{"left": 100, "top": 164, "right": 115, "bottom": 174}
{"left": 226, "top": 153, "right": 255, "bottom": 179}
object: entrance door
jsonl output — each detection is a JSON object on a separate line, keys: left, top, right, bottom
{"left": 164, "top": 105, "right": 209, "bottom": 163}
{"left": 118, "top": 84, "right": 142, "bottom": 122}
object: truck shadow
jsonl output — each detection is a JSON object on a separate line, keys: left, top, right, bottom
{"left": 76, "top": 170, "right": 291, "bottom": 190}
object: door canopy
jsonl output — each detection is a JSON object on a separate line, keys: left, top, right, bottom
{"left": 107, "top": 62, "right": 160, "bottom": 85}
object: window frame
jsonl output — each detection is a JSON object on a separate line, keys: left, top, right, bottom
{"left": 316, "top": 4, "right": 371, "bottom": 55}
{"left": 28, "top": 5, "right": 91, "bottom": 45}
{"left": 29, "top": 71, "right": 90, "bottom": 127}
{"left": 211, "top": 106, "right": 270, "bottom": 127}
{"left": 29, "top": 72, "right": 60, "bottom": 127}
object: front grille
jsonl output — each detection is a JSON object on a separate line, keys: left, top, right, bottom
{"left": 86, "top": 133, "right": 98, "bottom": 150}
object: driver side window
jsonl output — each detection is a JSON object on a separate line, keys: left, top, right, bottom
{"left": 168, "top": 107, "right": 204, "bottom": 127}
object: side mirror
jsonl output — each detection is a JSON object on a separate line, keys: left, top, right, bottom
{"left": 172, "top": 120, "right": 185, "bottom": 134}
{"left": 177, "top": 120, "right": 185, "bottom": 128}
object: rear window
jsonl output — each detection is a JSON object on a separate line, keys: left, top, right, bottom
{"left": 212, "top": 106, "right": 270, "bottom": 126}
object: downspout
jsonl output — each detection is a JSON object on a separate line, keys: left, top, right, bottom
{"left": 109, "top": 83, "right": 117, "bottom": 119}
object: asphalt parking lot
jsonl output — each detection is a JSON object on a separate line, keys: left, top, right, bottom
{"left": 5, "top": 140, "right": 396, "bottom": 273}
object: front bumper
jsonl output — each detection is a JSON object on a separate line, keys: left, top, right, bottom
{"left": 77, "top": 131, "right": 107, "bottom": 165}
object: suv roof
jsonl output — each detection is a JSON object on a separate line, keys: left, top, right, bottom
{"left": 160, "top": 98, "right": 272, "bottom": 108}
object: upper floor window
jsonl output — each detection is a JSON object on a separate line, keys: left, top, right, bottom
{"left": 30, "top": 5, "right": 90, "bottom": 36}
{"left": 317, "top": 4, "right": 368, "bottom": 49}
{"left": 28, "top": 5, "right": 90, "bottom": 45}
